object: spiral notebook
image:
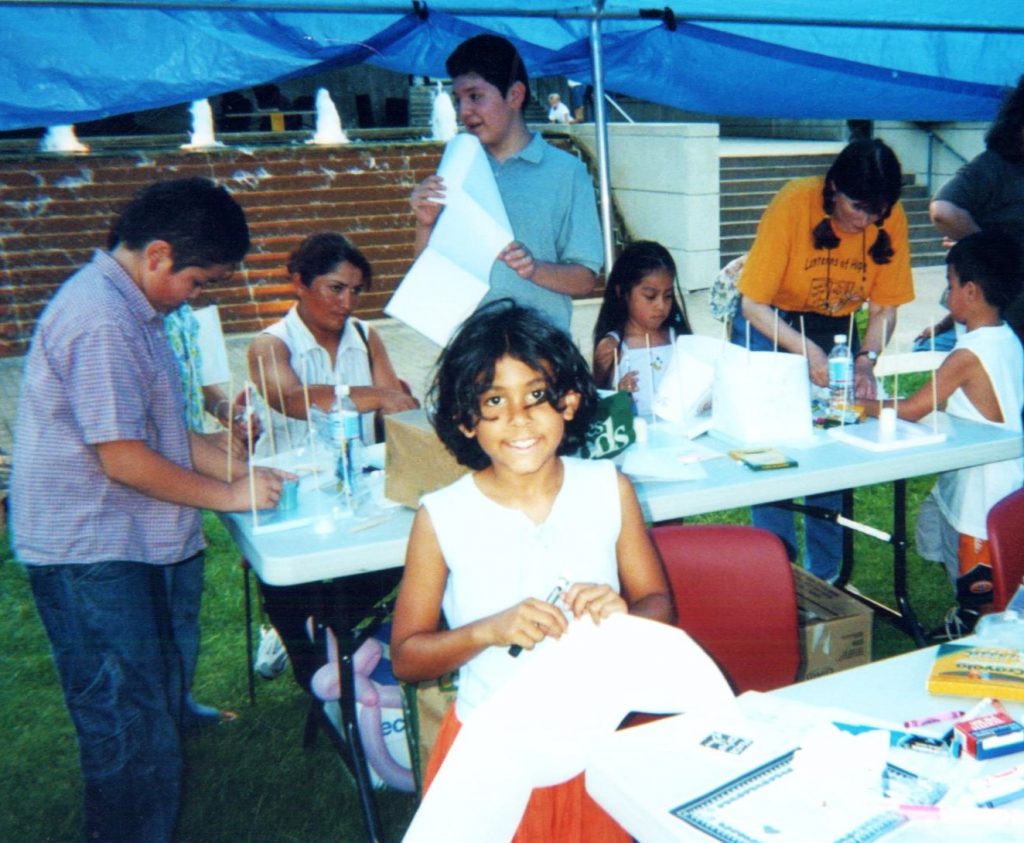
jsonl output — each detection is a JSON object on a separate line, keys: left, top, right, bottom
{"left": 671, "top": 750, "right": 907, "bottom": 843}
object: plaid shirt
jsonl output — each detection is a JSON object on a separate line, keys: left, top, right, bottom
{"left": 10, "top": 250, "right": 204, "bottom": 566}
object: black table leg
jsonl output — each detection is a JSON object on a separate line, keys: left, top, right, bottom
{"left": 243, "top": 560, "right": 256, "bottom": 705}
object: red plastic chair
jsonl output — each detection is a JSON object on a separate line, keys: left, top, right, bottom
{"left": 649, "top": 524, "right": 802, "bottom": 693}
{"left": 987, "top": 487, "right": 1024, "bottom": 612}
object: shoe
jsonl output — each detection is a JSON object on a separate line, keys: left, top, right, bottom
{"left": 255, "top": 624, "right": 289, "bottom": 679}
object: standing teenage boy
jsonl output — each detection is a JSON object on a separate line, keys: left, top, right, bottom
{"left": 410, "top": 34, "right": 603, "bottom": 334}
{"left": 10, "top": 178, "right": 286, "bottom": 843}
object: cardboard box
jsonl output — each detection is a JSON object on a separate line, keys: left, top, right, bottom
{"left": 384, "top": 409, "right": 469, "bottom": 509}
{"left": 793, "top": 566, "right": 873, "bottom": 680}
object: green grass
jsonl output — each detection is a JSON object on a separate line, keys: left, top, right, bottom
{"left": 0, "top": 515, "right": 417, "bottom": 843}
{"left": 0, "top": 467, "right": 952, "bottom": 840}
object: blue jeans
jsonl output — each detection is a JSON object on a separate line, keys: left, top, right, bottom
{"left": 163, "top": 552, "right": 208, "bottom": 722}
{"left": 28, "top": 561, "right": 182, "bottom": 843}
{"left": 731, "top": 309, "right": 842, "bottom": 581}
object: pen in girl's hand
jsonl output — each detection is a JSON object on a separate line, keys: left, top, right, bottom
{"left": 509, "top": 577, "right": 569, "bottom": 657}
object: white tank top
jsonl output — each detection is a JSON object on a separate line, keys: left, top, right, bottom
{"left": 255, "top": 306, "right": 374, "bottom": 456}
{"left": 934, "top": 323, "right": 1023, "bottom": 538}
{"left": 605, "top": 328, "right": 676, "bottom": 417}
{"left": 422, "top": 457, "right": 622, "bottom": 719}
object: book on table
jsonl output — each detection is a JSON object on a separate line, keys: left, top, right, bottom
{"left": 926, "top": 642, "right": 1024, "bottom": 701}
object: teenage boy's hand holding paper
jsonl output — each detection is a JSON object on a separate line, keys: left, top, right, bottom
{"left": 387, "top": 134, "right": 513, "bottom": 346}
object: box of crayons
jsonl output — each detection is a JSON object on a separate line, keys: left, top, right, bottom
{"left": 953, "top": 711, "right": 1024, "bottom": 760}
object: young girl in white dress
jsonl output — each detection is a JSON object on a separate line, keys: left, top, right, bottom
{"left": 391, "top": 300, "right": 672, "bottom": 842}
{"left": 592, "top": 241, "right": 692, "bottom": 417}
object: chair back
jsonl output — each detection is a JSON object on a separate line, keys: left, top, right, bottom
{"left": 649, "top": 524, "right": 801, "bottom": 693}
{"left": 987, "top": 487, "right": 1024, "bottom": 612}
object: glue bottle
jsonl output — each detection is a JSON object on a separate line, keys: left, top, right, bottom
{"left": 827, "top": 334, "right": 853, "bottom": 415}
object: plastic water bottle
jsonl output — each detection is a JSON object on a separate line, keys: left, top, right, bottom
{"left": 828, "top": 334, "right": 853, "bottom": 414}
{"left": 332, "top": 386, "right": 369, "bottom": 513}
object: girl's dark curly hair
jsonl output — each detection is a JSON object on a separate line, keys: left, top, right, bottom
{"left": 812, "top": 139, "right": 903, "bottom": 265}
{"left": 592, "top": 240, "right": 692, "bottom": 350}
{"left": 986, "top": 74, "right": 1024, "bottom": 165}
{"left": 429, "top": 300, "right": 597, "bottom": 470}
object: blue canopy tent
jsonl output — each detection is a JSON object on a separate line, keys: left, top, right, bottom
{"left": 1, "top": 1, "right": 1020, "bottom": 130}
{"left": 1, "top": 1, "right": 1022, "bottom": 264}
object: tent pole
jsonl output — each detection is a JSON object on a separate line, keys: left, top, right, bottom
{"left": 588, "top": 0, "right": 615, "bottom": 275}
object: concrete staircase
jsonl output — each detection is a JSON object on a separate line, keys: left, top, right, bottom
{"left": 720, "top": 152, "right": 945, "bottom": 269}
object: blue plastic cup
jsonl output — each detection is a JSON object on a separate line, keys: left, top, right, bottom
{"left": 278, "top": 478, "right": 299, "bottom": 511}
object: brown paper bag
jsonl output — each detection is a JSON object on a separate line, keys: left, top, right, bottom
{"left": 402, "top": 671, "right": 459, "bottom": 796}
{"left": 384, "top": 410, "right": 469, "bottom": 509}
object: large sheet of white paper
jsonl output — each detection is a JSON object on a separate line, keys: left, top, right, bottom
{"left": 385, "top": 133, "right": 513, "bottom": 347}
{"left": 402, "top": 614, "right": 735, "bottom": 843}
{"left": 193, "top": 305, "right": 230, "bottom": 386}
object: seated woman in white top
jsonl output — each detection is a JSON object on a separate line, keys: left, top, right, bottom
{"left": 249, "top": 231, "right": 419, "bottom": 456}
{"left": 248, "top": 231, "right": 419, "bottom": 691}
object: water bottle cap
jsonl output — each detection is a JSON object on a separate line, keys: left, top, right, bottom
{"left": 834, "top": 334, "right": 847, "bottom": 344}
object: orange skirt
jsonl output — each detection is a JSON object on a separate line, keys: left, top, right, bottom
{"left": 423, "top": 704, "right": 630, "bottom": 843}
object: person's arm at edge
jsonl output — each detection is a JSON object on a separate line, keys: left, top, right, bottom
{"left": 929, "top": 199, "right": 981, "bottom": 244}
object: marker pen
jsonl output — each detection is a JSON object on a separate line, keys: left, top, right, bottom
{"left": 509, "top": 578, "right": 569, "bottom": 657}
{"left": 903, "top": 709, "right": 964, "bottom": 729}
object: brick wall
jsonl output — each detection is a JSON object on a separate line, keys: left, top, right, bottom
{"left": 0, "top": 141, "right": 444, "bottom": 357}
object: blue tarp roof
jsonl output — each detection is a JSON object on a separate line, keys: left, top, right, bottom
{"left": 0, "top": 1, "right": 1021, "bottom": 131}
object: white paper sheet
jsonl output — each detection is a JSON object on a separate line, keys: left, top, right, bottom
{"left": 385, "top": 133, "right": 513, "bottom": 346}
{"left": 828, "top": 418, "right": 947, "bottom": 452}
{"left": 193, "top": 305, "right": 230, "bottom": 386}
{"left": 403, "top": 614, "right": 735, "bottom": 843}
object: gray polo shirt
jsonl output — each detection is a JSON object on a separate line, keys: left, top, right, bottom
{"left": 478, "top": 132, "right": 603, "bottom": 332}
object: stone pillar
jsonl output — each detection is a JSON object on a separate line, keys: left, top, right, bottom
{"left": 571, "top": 122, "right": 720, "bottom": 291}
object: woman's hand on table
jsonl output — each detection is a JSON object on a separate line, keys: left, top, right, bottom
{"left": 377, "top": 388, "right": 420, "bottom": 414}
{"left": 854, "top": 358, "right": 879, "bottom": 400}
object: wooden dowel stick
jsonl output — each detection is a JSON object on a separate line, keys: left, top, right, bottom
{"left": 645, "top": 333, "right": 655, "bottom": 425}
{"left": 257, "top": 356, "right": 276, "bottom": 457}
{"left": 302, "top": 358, "right": 319, "bottom": 480}
{"left": 246, "top": 385, "right": 258, "bottom": 526}
{"left": 269, "top": 345, "right": 292, "bottom": 452}
{"left": 226, "top": 372, "right": 234, "bottom": 483}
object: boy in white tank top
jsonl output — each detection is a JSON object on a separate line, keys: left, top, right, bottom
{"left": 862, "top": 231, "right": 1024, "bottom": 629}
